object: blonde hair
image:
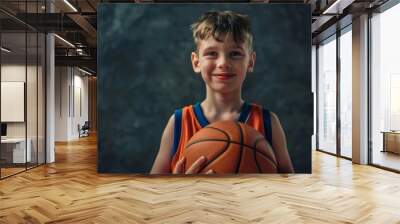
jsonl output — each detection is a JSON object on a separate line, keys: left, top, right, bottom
{"left": 191, "top": 11, "right": 253, "bottom": 52}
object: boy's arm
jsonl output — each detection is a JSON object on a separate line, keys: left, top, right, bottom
{"left": 150, "top": 115, "right": 175, "bottom": 174}
{"left": 270, "top": 112, "right": 294, "bottom": 173}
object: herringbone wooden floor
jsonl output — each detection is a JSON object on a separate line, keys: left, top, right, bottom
{"left": 1, "top": 135, "right": 400, "bottom": 223}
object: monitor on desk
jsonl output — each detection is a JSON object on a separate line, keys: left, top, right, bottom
{"left": 1, "top": 123, "right": 7, "bottom": 139}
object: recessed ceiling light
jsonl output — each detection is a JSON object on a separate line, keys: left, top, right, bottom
{"left": 54, "top": 34, "right": 75, "bottom": 48}
{"left": 1, "top": 47, "right": 11, "bottom": 53}
{"left": 78, "top": 67, "right": 93, "bottom": 76}
{"left": 322, "top": 0, "right": 354, "bottom": 15}
{"left": 63, "top": 0, "right": 78, "bottom": 12}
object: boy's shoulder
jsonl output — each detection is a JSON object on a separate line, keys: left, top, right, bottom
{"left": 171, "top": 104, "right": 197, "bottom": 119}
{"left": 174, "top": 103, "right": 200, "bottom": 112}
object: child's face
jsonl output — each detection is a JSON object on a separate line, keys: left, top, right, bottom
{"left": 191, "top": 34, "right": 256, "bottom": 94}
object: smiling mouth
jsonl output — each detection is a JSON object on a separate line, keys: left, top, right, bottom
{"left": 213, "top": 73, "right": 235, "bottom": 80}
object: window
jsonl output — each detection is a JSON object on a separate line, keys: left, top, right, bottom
{"left": 339, "top": 27, "right": 352, "bottom": 158}
{"left": 317, "top": 35, "right": 337, "bottom": 154}
{"left": 371, "top": 2, "right": 400, "bottom": 171}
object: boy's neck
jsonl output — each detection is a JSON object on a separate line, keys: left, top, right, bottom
{"left": 201, "top": 90, "right": 244, "bottom": 121}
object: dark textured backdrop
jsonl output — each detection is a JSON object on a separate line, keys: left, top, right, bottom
{"left": 98, "top": 4, "right": 312, "bottom": 173}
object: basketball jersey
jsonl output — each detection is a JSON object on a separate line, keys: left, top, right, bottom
{"left": 170, "top": 102, "right": 272, "bottom": 171}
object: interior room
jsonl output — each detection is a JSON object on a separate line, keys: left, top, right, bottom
{"left": 0, "top": 0, "right": 399, "bottom": 223}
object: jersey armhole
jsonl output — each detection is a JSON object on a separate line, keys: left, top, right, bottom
{"left": 171, "top": 109, "right": 182, "bottom": 159}
{"left": 263, "top": 108, "right": 272, "bottom": 144}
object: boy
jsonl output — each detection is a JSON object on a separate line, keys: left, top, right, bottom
{"left": 151, "top": 11, "right": 294, "bottom": 174}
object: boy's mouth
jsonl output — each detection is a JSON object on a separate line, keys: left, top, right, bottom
{"left": 212, "top": 73, "right": 236, "bottom": 80}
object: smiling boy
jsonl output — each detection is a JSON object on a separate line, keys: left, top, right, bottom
{"left": 151, "top": 11, "right": 294, "bottom": 174}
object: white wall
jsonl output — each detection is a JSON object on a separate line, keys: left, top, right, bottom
{"left": 55, "top": 66, "right": 69, "bottom": 141}
{"left": 55, "top": 67, "right": 89, "bottom": 141}
{"left": 1, "top": 65, "right": 41, "bottom": 137}
{"left": 72, "top": 72, "right": 89, "bottom": 138}
{"left": 1, "top": 65, "right": 26, "bottom": 140}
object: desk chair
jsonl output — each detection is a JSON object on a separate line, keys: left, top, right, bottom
{"left": 78, "top": 121, "right": 90, "bottom": 138}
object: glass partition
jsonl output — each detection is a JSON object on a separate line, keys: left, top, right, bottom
{"left": 371, "top": 3, "right": 400, "bottom": 171}
{"left": 339, "top": 27, "right": 352, "bottom": 158}
{"left": 1, "top": 31, "right": 28, "bottom": 177}
{"left": 317, "top": 35, "right": 337, "bottom": 155}
{"left": 27, "top": 30, "right": 38, "bottom": 169}
{"left": 0, "top": 1, "right": 46, "bottom": 179}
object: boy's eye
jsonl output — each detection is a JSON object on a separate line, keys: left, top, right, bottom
{"left": 230, "top": 51, "right": 244, "bottom": 59}
{"left": 204, "top": 51, "right": 218, "bottom": 57}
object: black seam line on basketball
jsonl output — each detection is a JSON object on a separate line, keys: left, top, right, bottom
{"left": 236, "top": 123, "right": 244, "bottom": 174}
{"left": 185, "top": 126, "right": 232, "bottom": 172}
{"left": 199, "top": 140, "right": 230, "bottom": 173}
{"left": 253, "top": 137, "right": 277, "bottom": 171}
{"left": 242, "top": 144, "right": 277, "bottom": 173}
{"left": 254, "top": 149, "right": 277, "bottom": 169}
{"left": 185, "top": 138, "right": 266, "bottom": 155}
{"left": 253, "top": 137, "right": 277, "bottom": 168}
{"left": 257, "top": 136, "right": 277, "bottom": 166}
{"left": 253, "top": 137, "right": 264, "bottom": 173}
{"left": 186, "top": 139, "right": 274, "bottom": 161}
{"left": 184, "top": 126, "right": 231, "bottom": 149}
{"left": 255, "top": 138, "right": 276, "bottom": 159}
{"left": 192, "top": 127, "right": 231, "bottom": 173}
{"left": 202, "top": 126, "right": 232, "bottom": 139}
{"left": 188, "top": 139, "right": 277, "bottom": 168}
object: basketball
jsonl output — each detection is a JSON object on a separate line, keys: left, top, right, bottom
{"left": 182, "top": 120, "right": 277, "bottom": 174}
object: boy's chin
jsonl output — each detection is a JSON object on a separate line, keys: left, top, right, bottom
{"left": 209, "top": 85, "right": 240, "bottom": 95}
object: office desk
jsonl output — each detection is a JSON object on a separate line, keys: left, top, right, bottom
{"left": 382, "top": 131, "right": 400, "bottom": 154}
{"left": 1, "top": 138, "right": 31, "bottom": 163}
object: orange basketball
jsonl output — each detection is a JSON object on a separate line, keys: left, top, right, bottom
{"left": 182, "top": 120, "right": 277, "bottom": 174}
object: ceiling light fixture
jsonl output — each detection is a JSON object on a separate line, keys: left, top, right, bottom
{"left": 63, "top": 0, "right": 78, "bottom": 12}
{"left": 322, "top": 0, "right": 354, "bottom": 15}
{"left": 323, "top": 0, "right": 342, "bottom": 14}
{"left": 1, "top": 47, "right": 11, "bottom": 53}
{"left": 78, "top": 67, "right": 92, "bottom": 76}
{"left": 76, "top": 48, "right": 85, "bottom": 56}
{"left": 54, "top": 34, "right": 75, "bottom": 48}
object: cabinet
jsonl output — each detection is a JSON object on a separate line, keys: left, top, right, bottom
{"left": 382, "top": 132, "right": 400, "bottom": 154}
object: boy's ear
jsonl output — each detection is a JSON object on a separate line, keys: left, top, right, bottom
{"left": 247, "top": 52, "right": 256, "bottom": 73}
{"left": 191, "top": 52, "right": 201, "bottom": 73}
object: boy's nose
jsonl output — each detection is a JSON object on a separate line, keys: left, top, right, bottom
{"left": 217, "top": 56, "right": 232, "bottom": 69}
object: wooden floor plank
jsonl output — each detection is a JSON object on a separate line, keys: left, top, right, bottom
{"left": 0, "top": 134, "right": 399, "bottom": 223}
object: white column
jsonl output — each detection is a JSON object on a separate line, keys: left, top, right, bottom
{"left": 352, "top": 14, "right": 369, "bottom": 164}
{"left": 55, "top": 67, "right": 74, "bottom": 141}
{"left": 46, "top": 1, "right": 55, "bottom": 163}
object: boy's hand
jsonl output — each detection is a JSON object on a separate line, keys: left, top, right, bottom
{"left": 173, "top": 156, "right": 213, "bottom": 174}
